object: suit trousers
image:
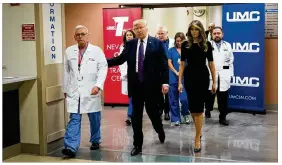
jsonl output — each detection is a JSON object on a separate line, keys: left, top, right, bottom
{"left": 131, "top": 74, "right": 164, "bottom": 147}
{"left": 159, "top": 93, "right": 170, "bottom": 115}
{"left": 205, "top": 76, "right": 229, "bottom": 120}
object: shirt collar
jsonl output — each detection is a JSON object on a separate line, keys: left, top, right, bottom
{"left": 215, "top": 40, "right": 223, "bottom": 45}
{"left": 138, "top": 34, "right": 149, "bottom": 44}
{"left": 164, "top": 38, "right": 169, "bottom": 43}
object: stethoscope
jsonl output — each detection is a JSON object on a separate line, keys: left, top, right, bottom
{"left": 211, "top": 40, "right": 232, "bottom": 63}
{"left": 211, "top": 40, "right": 228, "bottom": 52}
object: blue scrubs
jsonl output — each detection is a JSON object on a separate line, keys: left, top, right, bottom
{"left": 127, "top": 97, "right": 133, "bottom": 118}
{"left": 167, "top": 47, "right": 190, "bottom": 123}
{"left": 64, "top": 99, "right": 101, "bottom": 153}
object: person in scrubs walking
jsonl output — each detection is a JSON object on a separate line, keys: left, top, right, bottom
{"left": 168, "top": 32, "right": 191, "bottom": 126}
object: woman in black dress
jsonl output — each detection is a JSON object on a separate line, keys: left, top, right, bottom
{"left": 178, "top": 20, "right": 216, "bottom": 152}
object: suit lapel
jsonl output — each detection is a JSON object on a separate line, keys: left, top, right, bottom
{"left": 71, "top": 46, "right": 79, "bottom": 72}
{"left": 145, "top": 36, "right": 152, "bottom": 58}
{"left": 131, "top": 39, "right": 138, "bottom": 68}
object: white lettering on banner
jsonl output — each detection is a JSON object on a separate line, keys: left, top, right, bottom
{"left": 106, "top": 44, "right": 122, "bottom": 50}
{"left": 109, "top": 68, "right": 121, "bottom": 73}
{"left": 112, "top": 17, "right": 129, "bottom": 36}
{"left": 229, "top": 95, "right": 257, "bottom": 101}
{"left": 226, "top": 11, "right": 260, "bottom": 22}
{"left": 232, "top": 42, "right": 260, "bottom": 53}
{"left": 111, "top": 76, "right": 121, "bottom": 81}
{"left": 113, "top": 52, "right": 120, "bottom": 57}
{"left": 106, "top": 26, "right": 116, "bottom": 30}
{"left": 231, "top": 76, "right": 259, "bottom": 87}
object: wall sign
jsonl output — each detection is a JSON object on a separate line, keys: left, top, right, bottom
{"left": 193, "top": 9, "right": 205, "bottom": 17}
{"left": 42, "top": 3, "right": 63, "bottom": 65}
{"left": 22, "top": 24, "right": 35, "bottom": 41}
{"left": 265, "top": 3, "right": 278, "bottom": 38}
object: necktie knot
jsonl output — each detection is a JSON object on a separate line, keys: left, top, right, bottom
{"left": 138, "top": 39, "right": 144, "bottom": 82}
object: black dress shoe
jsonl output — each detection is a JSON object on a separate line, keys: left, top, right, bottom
{"left": 194, "top": 147, "right": 201, "bottom": 153}
{"left": 90, "top": 143, "right": 100, "bottom": 150}
{"left": 164, "top": 113, "right": 170, "bottom": 120}
{"left": 219, "top": 120, "right": 229, "bottom": 126}
{"left": 158, "top": 132, "right": 165, "bottom": 143}
{"left": 205, "top": 110, "right": 211, "bottom": 118}
{"left": 131, "top": 146, "right": 142, "bottom": 156}
{"left": 62, "top": 148, "right": 75, "bottom": 158}
{"left": 125, "top": 119, "right": 131, "bottom": 126}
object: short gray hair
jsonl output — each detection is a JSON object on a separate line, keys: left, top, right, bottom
{"left": 75, "top": 25, "right": 89, "bottom": 33}
{"left": 133, "top": 19, "right": 147, "bottom": 26}
{"left": 156, "top": 24, "right": 168, "bottom": 33}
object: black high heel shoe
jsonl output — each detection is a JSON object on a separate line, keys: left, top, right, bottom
{"left": 194, "top": 147, "right": 201, "bottom": 153}
{"left": 194, "top": 137, "right": 201, "bottom": 153}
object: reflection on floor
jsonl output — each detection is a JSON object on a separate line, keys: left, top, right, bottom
{"left": 4, "top": 154, "right": 101, "bottom": 162}
{"left": 30, "top": 107, "right": 281, "bottom": 162}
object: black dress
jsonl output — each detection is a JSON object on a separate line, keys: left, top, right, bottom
{"left": 181, "top": 41, "right": 213, "bottom": 113}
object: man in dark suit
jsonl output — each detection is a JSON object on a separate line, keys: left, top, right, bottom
{"left": 107, "top": 19, "right": 169, "bottom": 156}
{"left": 205, "top": 22, "right": 215, "bottom": 41}
{"left": 204, "top": 22, "right": 215, "bottom": 118}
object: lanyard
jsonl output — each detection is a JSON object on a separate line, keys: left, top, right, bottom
{"left": 78, "top": 44, "right": 88, "bottom": 70}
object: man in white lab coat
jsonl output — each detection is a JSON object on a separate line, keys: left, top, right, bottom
{"left": 206, "top": 26, "right": 234, "bottom": 126}
{"left": 62, "top": 25, "right": 108, "bottom": 158}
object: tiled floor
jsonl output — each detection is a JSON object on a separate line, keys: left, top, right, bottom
{"left": 46, "top": 106, "right": 278, "bottom": 163}
{"left": 4, "top": 154, "right": 101, "bottom": 162}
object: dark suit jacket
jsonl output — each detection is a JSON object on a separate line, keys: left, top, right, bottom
{"left": 205, "top": 30, "right": 209, "bottom": 39}
{"left": 107, "top": 36, "right": 168, "bottom": 98}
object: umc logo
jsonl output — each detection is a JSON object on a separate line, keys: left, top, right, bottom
{"left": 226, "top": 11, "right": 260, "bottom": 22}
{"left": 106, "top": 17, "right": 129, "bottom": 36}
{"left": 232, "top": 42, "right": 260, "bottom": 53}
{"left": 231, "top": 76, "right": 259, "bottom": 87}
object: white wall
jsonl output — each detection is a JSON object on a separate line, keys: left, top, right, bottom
{"left": 206, "top": 6, "right": 222, "bottom": 28}
{"left": 2, "top": 4, "right": 37, "bottom": 77}
{"left": 143, "top": 6, "right": 210, "bottom": 39}
{"left": 193, "top": 6, "right": 207, "bottom": 29}
{"left": 2, "top": 3, "right": 39, "bottom": 144}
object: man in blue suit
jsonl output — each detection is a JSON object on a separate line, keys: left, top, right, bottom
{"left": 107, "top": 19, "right": 169, "bottom": 156}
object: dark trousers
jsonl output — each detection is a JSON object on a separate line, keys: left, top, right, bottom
{"left": 131, "top": 78, "right": 164, "bottom": 147}
{"left": 159, "top": 93, "right": 170, "bottom": 115}
{"left": 205, "top": 76, "right": 229, "bottom": 120}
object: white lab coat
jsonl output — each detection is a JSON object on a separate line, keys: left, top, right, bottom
{"left": 208, "top": 40, "right": 234, "bottom": 92}
{"left": 118, "top": 45, "right": 128, "bottom": 95}
{"left": 207, "top": 32, "right": 212, "bottom": 41}
{"left": 63, "top": 43, "right": 108, "bottom": 114}
{"left": 168, "top": 38, "right": 174, "bottom": 49}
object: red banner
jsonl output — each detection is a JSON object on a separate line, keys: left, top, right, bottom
{"left": 103, "top": 8, "right": 142, "bottom": 104}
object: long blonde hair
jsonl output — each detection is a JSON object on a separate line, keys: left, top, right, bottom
{"left": 185, "top": 20, "right": 208, "bottom": 52}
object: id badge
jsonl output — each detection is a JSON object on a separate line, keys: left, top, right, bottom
{"left": 77, "top": 75, "right": 83, "bottom": 81}
{"left": 178, "top": 58, "right": 181, "bottom": 64}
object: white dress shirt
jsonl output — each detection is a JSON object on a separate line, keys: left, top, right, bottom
{"left": 135, "top": 34, "right": 169, "bottom": 88}
{"left": 136, "top": 34, "right": 148, "bottom": 72}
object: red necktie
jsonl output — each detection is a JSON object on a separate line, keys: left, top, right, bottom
{"left": 78, "top": 50, "right": 83, "bottom": 66}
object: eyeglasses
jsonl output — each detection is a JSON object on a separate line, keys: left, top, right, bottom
{"left": 75, "top": 33, "right": 88, "bottom": 37}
